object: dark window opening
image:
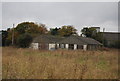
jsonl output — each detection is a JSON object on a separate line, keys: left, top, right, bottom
{"left": 69, "top": 44, "right": 74, "bottom": 49}
{"left": 77, "top": 45, "right": 83, "bottom": 49}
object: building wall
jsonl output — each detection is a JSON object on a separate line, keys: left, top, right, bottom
{"left": 60, "top": 44, "right": 65, "bottom": 49}
{"left": 60, "top": 44, "right": 87, "bottom": 50}
{"left": 77, "top": 45, "right": 83, "bottom": 49}
{"left": 96, "top": 28, "right": 100, "bottom": 32}
{"left": 66, "top": 44, "right": 69, "bottom": 49}
{"left": 31, "top": 43, "right": 39, "bottom": 50}
{"left": 68, "top": 44, "right": 74, "bottom": 49}
{"left": 74, "top": 44, "right": 77, "bottom": 50}
{"left": 31, "top": 43, "right": 58, "bottom": 50}
{"left": 87, "top": 44, "right": 102, "bottom": 50}
{"left": 49, "top": 43, "right": 56, "bottom": 50}
{"left": 39, "top": 43, "right": 49, "bottom": 50}
{"left": 31, "top": 43, "right": 101, "bottom": 50}
{"left": 57, "top": 44, "right": 59, "bottom": 48}
{"left": 83, "top": 45, "right": 87, "bottom": 51}
{"left": 91, "top": 27, "right": 100, "bottom": 32}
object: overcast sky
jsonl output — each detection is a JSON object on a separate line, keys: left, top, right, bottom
{"left": 1, "top": 2, "right": 119, "bottom": 33}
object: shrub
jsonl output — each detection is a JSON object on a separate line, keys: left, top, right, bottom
{"left": 17, "top": 33, "right": 33, "bottom": 48}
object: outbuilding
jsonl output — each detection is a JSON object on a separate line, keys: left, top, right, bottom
{"left": 58, "top": 35, "right": 103, "bottom": 50}
{"left": 30, "top": 35, "right": 102, "bottom": 50}
{"left": 30, "top": 35, "right": 64, "bottom": 50}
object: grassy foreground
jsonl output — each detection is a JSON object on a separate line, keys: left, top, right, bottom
{"left": 2, "top": 47, "right": 118, "bottom": 79}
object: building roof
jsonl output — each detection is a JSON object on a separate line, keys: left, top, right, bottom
{"left": 79, "top": 37, "right": 102, "bottom": 45}
{"left": 32, "top": 35, "right": 64, "bottom": 43}
{"left": 103, "top": 32, "right": 120, "bottom": 41}
{"left": 58, "top": 35, "right": 87, "bottom": 45}
{"left": 32, "top": 35, "right": 102, "bottom": 45}
{"left": 59, "top": 35, "right": 102, "bottom": 45}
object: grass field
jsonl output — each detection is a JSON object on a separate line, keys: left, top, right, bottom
{"left": 2, "top": 47, "right": 118, "bottom": 79}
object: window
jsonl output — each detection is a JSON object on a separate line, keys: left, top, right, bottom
{"left": 69, "top": 44, "right": 74, "bottom": 49}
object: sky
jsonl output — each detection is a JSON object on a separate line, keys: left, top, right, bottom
{"left": 1, "top": 1, "right": 119, "bottom": 34}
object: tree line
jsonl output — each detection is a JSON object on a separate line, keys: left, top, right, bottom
{"left": 1, "top": 22, "right": 107, "bottom": 48}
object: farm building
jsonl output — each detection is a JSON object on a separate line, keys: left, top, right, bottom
{"left": 30, "top": 35, "right": 103, "bottom": 50}
{"left": 103, "top": 32, "right": 120, "bottom": 47}
{"left": 58, "top": 35, "right": 103, "bottom": 50}
{"left": 30, "top": 35, "right": 64, "bottom": 50}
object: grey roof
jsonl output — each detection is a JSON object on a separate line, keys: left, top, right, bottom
{"left": 32, "top": 35, "right": 64, "bottom": 43}
{"left": 59, "top": 35, "right": 102, "bottom": 45}
{"left": 103, "top": 32, "right": 120, "bottom": 41}
{"left": 58, "top": 36, "right": 87, "bottom": 45}
{"left": 79, "top": 37, "right": 102, "bottom": 45}
{"left": 32, "top": 35, "right": 102, "bottom": 45}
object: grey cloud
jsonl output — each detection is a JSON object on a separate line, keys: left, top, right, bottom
{"left": 2, "top": 2, "right": 118, "bottom": 33}
{"left": 0, "top": 2, "right": 2, "bottom": 28}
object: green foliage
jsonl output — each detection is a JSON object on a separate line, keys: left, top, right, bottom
{"left": 109, "top": 41, "right": 120, "bottom": 49}
{"left": 5, "top": 39, "right": 12, "bottom": 46}
{"left": 58, "top": 25, "right": 77, "bottom": 37}
{"left": 94, "top": 32, "right": 103, "bottom": 43}
{"left": 49, "top": 27, "right": 60, "bottom": 35}
{"left": 15, "top": 22, "right": 48, "bottom": 35}
{"left": 6, "top": 28, "right": 19, "bottom": 45}
{"left": 114, "top": 41, "right": 120, "bottom": 48}
{"left": 17, "top": 33, "right": 33, "bottom": 48}
{"left": 81, "top": 27, "right": 97, "bottom": 38}
{"left": 96, "top": 60, "right": 108, "bottom": 70}
{"left": 103, "top": 39, "right": 108, "bottom": 47}
{"left": 81, "top": 27, "right": 103, "bottom": 44}
{"left": 3, "top": 22, "right": 48, "bottom": 46}
{"left": 2, "top": 30, "right": 8, "bottom": 46}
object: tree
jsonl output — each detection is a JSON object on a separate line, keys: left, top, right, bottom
{"left": 94, "top": 32, "right": 103, "bottom": 43}
{"left": 49, "top": 27, "right": 60, "bottom": 35}
{"left": 81, "top": 27, "right": 103, "bottom": 43}
{"left": 4, "top": 22, "right": 48, "bottom": 46}
{"left": 6, "top": 28, "right": 19, "bottom": 46}
{"left": 2, "top": 30, "right": 8, "bottom": 46}
{"left": 114, "top": 41, "right": 120, "bottom": 48}
{"left": 1, "top": 28, "right": 18, "bottom": 46}
{"left": 17, "top": 33, "right": 33, "bottom": 48}
{"left": 15, "top": 22, "right": 48, "bottom": 36}
{"left": 58, "top": 25, "right": 77, "bottom": 37}
{"left": 81, "top": 27, "right": 97, "bottom": 38}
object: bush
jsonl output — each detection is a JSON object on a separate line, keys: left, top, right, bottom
{"left": 5, "top": 39, "right": 12, "bottom": 46}
{"left": 108, "top": 41, "right": 120, "bottom": 49}
{"left": 113, "top": 41, "right": 120, "bottom": 49}
{"left": 17, "top": 33, "right": 33, "bottom": 48}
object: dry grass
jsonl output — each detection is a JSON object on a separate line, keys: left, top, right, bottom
{"left": 2, "top": 47, "right": 119, "bottom": 79}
